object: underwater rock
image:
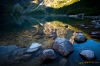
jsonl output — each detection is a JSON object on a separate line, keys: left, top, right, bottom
{"left": 35, "top": 49, "right": 43, "bottom": 57}
{"left": 88, "top": 25, "right": 95, "bottom": 28}
{"left": 0, "top": 45, "right": 19, "bottom": 65}
{"left": 90, "top": 31, "right": 100, "bottom": 35}
{"left": 41, "top": 49, "right": 57, "bottom": 61}
{"left": 74, "top": 32, "right": 87, "bottom": 43}
{"left": 58, "top": 58, "right": 67, "bottom": 66}
{"left": 80, "top": 50, "right": 96, "bottom": 61}
{"left": 0, "top": 45, "right": 19, "bottom": 58}
{"left": 27, "top": 43, "right": 42, "bottom": 52}
{"left": 6, "top": 59, "right": 20, "bottom": 65}
{"left": 16, "top": 50, "right": 24, "bottom": 56}
{"left": 91, "top": 35, "right": 100, "bottom": 38}
{"left": 12, "top": 48, "right": 27, "bottom": 56}
{"left": 84, "top": 26, "right": 89, "bottom": 29}
{"left": 80, "top": 24, "right": 85, "bottom": 27}
{"left": 53, "top": 37, "right": 74, "bottom": 57}
{"left": 14, "top": 54, "right": 32, "bottom": 61}
{"left": 90, "top": 31, "right": 100, "bottom": 38}
{"left": 91, "top": 20, "right": 97, "bottom": 25}
{"left": 12, "top": 49, "right": 19, "bottom": 56}
{"left": 48, "top": 29, "right": 57, "bottom": 39}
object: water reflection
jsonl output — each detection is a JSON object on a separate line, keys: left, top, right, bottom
{"left": 0, "top": 14, "right": 100, "bottom": 66}
{"left": 0, "top": 15, "right": 100, "bottom": 47}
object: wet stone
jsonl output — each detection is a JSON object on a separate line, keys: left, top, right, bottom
{"left": 53, "top": 37, "right": 74, "bottom": 57}
{"left": 74, "top": 32, "right": 87, "bottom": 43}
{"left": 35, "top": 49, "right": 43, "bottom": 57}
{"left": 80, "top": 50, "right": 96, "bottom": 61}
{"left": 41, "top": 49, "right": 57, "bottom": 61}
{"left": 0, "top": 45, "right": 19, "bottom": 65}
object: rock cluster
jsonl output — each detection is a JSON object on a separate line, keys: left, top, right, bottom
{"left": 0, "top": 37, "right": 97, "bottom": 66}
{"left": 79, "top": 19, "right": 100, "bottom": 39}
{"left": 90, "top": 31, "right": 100, "bottom": 38}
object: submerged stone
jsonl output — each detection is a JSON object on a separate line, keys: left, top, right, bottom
{"left": 14, "top": 54, "right": 32, "bottom": 61}
{"left": 90, "top": 31, "right": 100, "bottom": 38}
{"left": 58, "top": 58, "right": 67, "bottom": 66}
{"left": 91, "top": 20, "right": 97, "bottom": 25}
{"left": 6, "top": 59, "right": 20, "bottom": 65}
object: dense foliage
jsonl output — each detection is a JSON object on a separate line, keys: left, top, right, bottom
{"left": 33, "top": 0, "right": 100, "bottom": 15}
{"left": 33, "top": 0, "right": 80, "bottom": 8}
{"left": 66, "top": 0, "right": 100, "bottom": 15}
{"left": 0, "top": 0, "right": 100, "bottom": 16}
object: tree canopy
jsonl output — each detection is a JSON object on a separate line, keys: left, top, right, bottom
{"left": 32, "top": 0, "right": 80, "bottom": 8}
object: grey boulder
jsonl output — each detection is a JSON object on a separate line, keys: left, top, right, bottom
{"left": 80, "top": 50, "right": 96, "bottom": 61}
{"left": 41, "top": 49, "right": 57, "bottom": 61}
{"left": 74, "top": 32, "right": 87, "bottom": 43}
{"left": 53, "top": 37, "right": 74, "bottom": 56}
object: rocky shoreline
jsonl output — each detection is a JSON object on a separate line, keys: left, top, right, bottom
{"left": 0, "top": 38, "right": 100, "bottom": 66}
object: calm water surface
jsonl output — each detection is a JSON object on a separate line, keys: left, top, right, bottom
{"left": 0, "top": 15, "right": 100, "bottom": 66}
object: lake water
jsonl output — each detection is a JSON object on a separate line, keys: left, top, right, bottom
{"left": 0, "top": 15, "right": 100, "bottom": 66}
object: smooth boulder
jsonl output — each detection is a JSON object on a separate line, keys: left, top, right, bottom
{"left": 41, "top": 49, "right": 57, "bottom": 61}
{"left": 53, "top": 37, "right": 74, "bottom": 56}
{"left": 74, "top": 32, "right": 87, "bottom": 43}
{"left": 80, "top": 50, "right": 96, "bottom": 61}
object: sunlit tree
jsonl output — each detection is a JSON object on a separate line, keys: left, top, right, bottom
{"left": 31, "top": 0, "right": 80, "bottom": 8}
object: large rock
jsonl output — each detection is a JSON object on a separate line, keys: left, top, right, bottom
{"left": 74, "top": 32, "right": 87, "bottom": 43}
{"left": 53, "top": 37, "right": 74, "bottom": 56}
{"left": 80, "top": 50, "right": 96, "bottom": 61}
{"left": 41, "top": 49, "right": 57, "bottom": 61}
{"left": 0, "top": 45, "right": 19, "bottom": 65}
{"left": 27, "top": 43, "right": 42, "bottom": 52}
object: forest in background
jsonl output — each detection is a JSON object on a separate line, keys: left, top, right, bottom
{"left": 33, "top": 0, "right": 100, "bottom": 16}
{"left": 0, "top": 0, "right": 100, "bottom": 16}
{"left": 57, "top": 0, "right": 100, "bottom": 15}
